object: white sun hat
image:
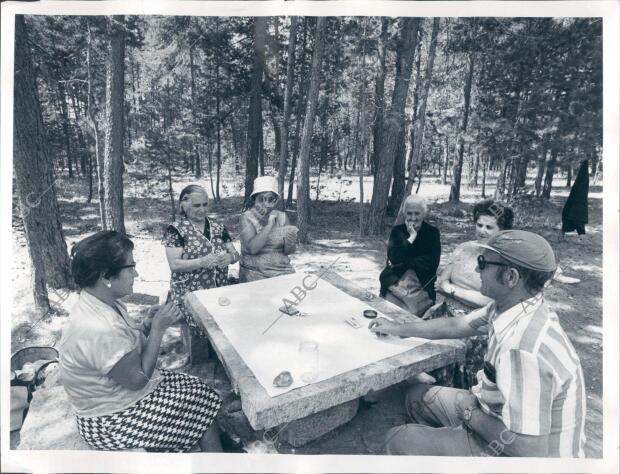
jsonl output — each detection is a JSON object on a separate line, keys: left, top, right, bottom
{"left": 250, "top": 176, "right": 279, "bottom": 198}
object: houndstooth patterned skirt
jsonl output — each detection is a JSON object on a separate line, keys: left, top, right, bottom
{"left": 76, "top": 370, "right": 221, "bottom": 452}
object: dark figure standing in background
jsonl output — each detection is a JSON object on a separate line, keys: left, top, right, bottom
{"left": 560, "top": 159, "right": 589, "bottom": 241}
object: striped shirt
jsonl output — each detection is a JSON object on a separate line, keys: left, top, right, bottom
{"left": 465, "top": 295, "right": 586, "bottom": 457}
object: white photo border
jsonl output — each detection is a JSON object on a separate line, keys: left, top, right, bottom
{"left": 1, "top": 1, "right": 618, "bottom": 473}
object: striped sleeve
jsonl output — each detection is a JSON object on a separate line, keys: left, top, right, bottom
{"left": 496, "top": 349, "right": 556, "bottom": 436}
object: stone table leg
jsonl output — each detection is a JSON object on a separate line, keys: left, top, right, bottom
{"left": 276, "top": 398, "right": 360, "bottom": 448}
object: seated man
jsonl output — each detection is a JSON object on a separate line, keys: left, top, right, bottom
{"left": 369, "top": 230, "right": 586, "bottom": 457}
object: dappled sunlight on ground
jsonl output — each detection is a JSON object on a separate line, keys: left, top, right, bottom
{"left": 570, "top": 264, "right": 603, "bottom": 274}
{"left": 10, "top": 171, "right": 604, "bottom": 456}
{"left": 571, "top": 334, "right": 603, "bottom": 346}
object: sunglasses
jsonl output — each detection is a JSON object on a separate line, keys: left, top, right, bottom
{"left": 477, "top": 254, "right": 511, "bottom": 271}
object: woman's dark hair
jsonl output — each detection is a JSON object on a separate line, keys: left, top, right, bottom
{"left": 71, "top": 231, "right": 134, "bottom": 288}
{"left": 179, "top": 185, "right": 207, "bottom": 216}
{"left": 473, "top": 199, "right": 514, "bottom": 230}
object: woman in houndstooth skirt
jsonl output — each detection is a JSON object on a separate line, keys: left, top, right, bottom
{"left": 59, "top": 231, "right": 223, "bottom": 452}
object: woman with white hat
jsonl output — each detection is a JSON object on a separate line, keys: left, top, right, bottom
{"left": 239, "top": 176, "right": 298, "bottom": 282}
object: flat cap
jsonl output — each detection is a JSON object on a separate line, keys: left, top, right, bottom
{"left": 476, "top": 230, "right": 557, "bottom": 272}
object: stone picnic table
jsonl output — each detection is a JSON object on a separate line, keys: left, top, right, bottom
{"left": 185, "top": 270, "right": 466, "bottom": 447}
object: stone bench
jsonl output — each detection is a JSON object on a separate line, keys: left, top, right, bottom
{"left": 17, "top": 385, "right": 92, "bottom": 450}
{"left": 17, "top": 384, "right": 143, "bottom": 451}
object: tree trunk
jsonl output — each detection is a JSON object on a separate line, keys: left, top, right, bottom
{"left": 189, "top": 43, "right": 202, "bottom": 179}
{"left": 87, "top": 144, "right": 93, "bottom": 203}
{"left": 77, "top": 127, "right": 87, "bottom": 176}
{"left": 245, "top": 17, "right": 267, "bottom": 203}
{"left": 258, "top": 123, "right": 265, "bottom": 176}
{"left": 565, "top": 165, "right": 572, "bottom": 188}
{"left": 408, "top": 31, "right": 422, "bottom": 175}
{"left": 272, "top": 110, "right": 282, "bottom": 173}
{"left": 296, "top": 17, "right": 328, "bottom": 243}
{"left": 231, "top": 121, "right": 241, "bottom": 174}
{"left": 472, "top": 151, "right": 480, "bottom": 187}
{"left": 101, "top": 16, "right": 126, "bottom": 233}
{"left": 442, "top": 135, "right": 449, "bottom": 184}
{"left": 57, "top": 80, "right": 74, "bottom": 178}
{"left": 163, "top": 85, "right": 176, "bottom": 223}
{"left": 358, "top": 19, "right": 370, "bottom": 235}
{"left": 287, "top": 18, "right": 309, "bottom": 207}
{"left": 215, "top": 44, "right": 222, "bottom": 201}
{"left": 534, "top": 147, "right": 547, "bottom": 197}
{"left": 506, "top": 157, "right": 516, "bottom": 199}
{"left": 366, "top": 18, "right": 421, "bottom": 235}
{"left": 286, "top": 122, "right": 300, "bottom": 205}
{"left": 86, "top": 20, "right": 104, "bottom": 216}
{"left": 494, "top": 158, "right": 508, "bottom": 199}
{"left": 590, "top": 151, "right": 598, "bottom": 177}
{"left": 13, "top": 16, "right": 73, "bottom": 303}
{"left": 405, "top": 17, "right": 439, "bottom": 196}
{"left": 371, "top": 18, "right": 389, "bottom": 176}
{"left": 448, "top": 50, "right": 475, "bottom": 202}
{"left": 286, "top": 102, "right": 303, "bottom": 206}
{"left": 593, "top": 152, "right": 602, "bottom": 184}
{"left": 207, "top": 139, "right": 216, "bottom": 199}
{"left": 277, "top": 16, "right": 298, "bottom": 198}
{"left": 481, "top": 156, "right": 487, "bottom": 197}
{"left": 541, "top": 148, "right": 557, "bottom": 199}
{"left": 387, "top": 128, "right": 407, "bottom": 216}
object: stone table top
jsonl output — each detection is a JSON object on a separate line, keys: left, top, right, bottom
{"left": 185, "top": 269, "right": 466, "bottom": 430}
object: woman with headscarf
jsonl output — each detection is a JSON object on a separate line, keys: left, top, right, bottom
{"left": 162, "top": 185, "right": 239, "bottom": 339}
{"left": 239, "top": 176, "right": 298, "bottom": 282}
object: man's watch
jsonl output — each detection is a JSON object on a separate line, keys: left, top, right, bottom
{"left": 462, "top": 406, "right": 478, "bottom": 423}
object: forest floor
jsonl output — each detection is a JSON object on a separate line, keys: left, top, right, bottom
{"left": 10, "top": 170, "right": 603, "bottom": 457}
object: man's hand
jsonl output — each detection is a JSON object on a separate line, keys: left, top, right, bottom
{"left": 368, "top": 318, "right": 402, "bottom": 337}
{"left": 455, "top": 391, "right": 479, "bottom": 421}
{"left": 421, "top": 301, "right": 445, "bottom": 320}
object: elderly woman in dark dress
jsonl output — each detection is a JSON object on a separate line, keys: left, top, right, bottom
{"left": 379, "top": 195, "right": 441, "bottom": 315}
{"left": 363, "top": 195, "right": 441, "bottom": 404}
{"left": 59, "top": 231, "right": 222, "bottom": 452}
{"left": 162, "top": 185, "right": 239, "bottom": 339}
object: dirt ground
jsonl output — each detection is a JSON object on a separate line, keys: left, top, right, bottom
{"left": 10, "top": 171, "right": 603, "bottom": 457}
